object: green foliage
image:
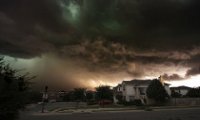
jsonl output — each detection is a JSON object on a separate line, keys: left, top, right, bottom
{"left": 95, "top": 85, "right": 113, "bottom": 101}
{"left": 133, "top": 99, "right": 143, "bottom": 106}
{"left": 146, "top": 79, "right": 169, "bottom": 103}
{"left": 186, "top": 87, "right": 200, "bottom": 98}
{"left": 63, "top": 90, "right": 94, "bottom": 103}
{"left": 122, "top": 99, "right": 143, "bottom": 106}
{"left": 63, "top": 91, "right": 75, "bottom": 102}
{"left": 0, "top": 58, "right": 33, "bottom": 120}
{"left": 86, "top": 91, "right": 94, "bottom": 100}
{"left": 121, "top": 101, "right": 135, "bottom": 106}
{"left": 26, "top": 91, "right": 42, "bottom": 103}
{"left": 73, "top": 88, "right": 86, "bottom": 101}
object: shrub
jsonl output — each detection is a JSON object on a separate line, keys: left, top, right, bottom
{"left": 122, "top": 99, "right": 143, "bottom": 106}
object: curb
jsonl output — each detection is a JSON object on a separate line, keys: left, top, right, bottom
{"left": 33, "top": 106, "right": 200, "bottom": 115}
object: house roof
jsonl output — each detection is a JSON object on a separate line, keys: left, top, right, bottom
{"left": 164, "top": 83, "right": 171, "bottom": 86}
{"left": 170, "top": 86, "right": 191, "bottom": 90}
{"left": 122, "top": 79, "right": 152, "bottom": 86}
{"left": 122, "top": 79, "right": 170, "bottom": 86}
{"left": 117, "top": 84, "right": 122, "bottom": 87}
{"left": 113, "top": 86, "right": 117, "bottom": 90}
{"left": 113, "top": 84, "right": 122, "bottom": 91}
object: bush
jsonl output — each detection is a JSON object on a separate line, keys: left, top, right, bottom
{"left": 87, "top": 100, "right": 97, "bottom": 105}
{"left": 186, "top": 88, "right": 200, "bottom": 98}
{"left": 27, "top": 91, "right": 42, "bottom": 103}
{"left": 122, "top": 99, "right": 143, "bottom": 106}
{"left": 133, "top": 99, "right": 143, "bottom": 106}
{"left": 122, "top": 101, "right": 135, "bottom": 106}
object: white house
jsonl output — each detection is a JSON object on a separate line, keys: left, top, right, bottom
{"left": 113, "top": 77, "right": 171, "bottom": 104}
{"left": 113, "top": 84, "right": 123, "bottom": 103}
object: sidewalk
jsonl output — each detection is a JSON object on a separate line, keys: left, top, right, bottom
{"left": 36, "top": 105, "right": 200, "bottom": 114}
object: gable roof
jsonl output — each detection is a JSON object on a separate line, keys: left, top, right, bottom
{"left": 122, "top": 79, "right": 152, "bottom": 86}
{"left": 170, "top": 86, "right": 191, "bottom": 90}
{"left": 164, "top": 83, "right": 171, "bottom": 86}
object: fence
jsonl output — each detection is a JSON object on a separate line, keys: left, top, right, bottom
{"left": 170, "top": 98, "right": 200, "bottom": 106}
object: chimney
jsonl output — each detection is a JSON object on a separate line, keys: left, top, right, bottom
{"left": 159, "top": 75, "right": 164, "bottom": 85}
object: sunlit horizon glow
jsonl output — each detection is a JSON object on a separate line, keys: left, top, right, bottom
{"left": 169, "top": 75, "right": 200, "bottom": 88}
{"left": 87, "top": 75, "right": 200, "bottom": 89}
{"left": 2, "top": 55, "right": 200, "bottom": 90}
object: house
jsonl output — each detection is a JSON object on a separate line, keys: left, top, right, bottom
{"left": 113, "top": 84, "right": 123, "bottom": 103}
{"left": 113, "top": 76, "right": 171, "bottom": 104}
{"left": 170, "top": 86, "right": 191, "bottom": 96}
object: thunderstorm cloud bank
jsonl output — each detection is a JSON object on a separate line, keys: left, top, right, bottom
{"left": 1, "top": 0, "right": 200, "bottom": 89}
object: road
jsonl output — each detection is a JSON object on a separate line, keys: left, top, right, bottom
{"left": 20, "top": 108, "right": 200, "bottom": 120}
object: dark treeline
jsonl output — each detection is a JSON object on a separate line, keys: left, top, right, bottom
{"left": 0, "top": 58, "right": 39, "bottom": 120}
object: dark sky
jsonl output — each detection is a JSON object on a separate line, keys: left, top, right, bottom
{"left": 0, "top": 0, "right": 200, "bottom": 89}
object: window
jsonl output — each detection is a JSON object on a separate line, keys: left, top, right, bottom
{"left": 123, "top": 85, "right": 126, "bottom": 91}
{"left": 139, "top": 88, "right": 146, "bottom": 95}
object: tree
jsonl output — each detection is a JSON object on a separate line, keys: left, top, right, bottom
{"left": 146, "top": 79, "right": 169, "bottom": 103}
{"left": 73, "top": 88, "right": 86, "bottom": 101}
{"left": 63, "top": 91, "right": 74, "bottom": 102}
{"left": 95, "top": 85, "right": 113, "bottom": 101}
{"left": 186, "top": 87, "right": 200, "bottom": 98}
{"left": 73, "top": 88, "right": 86, "bottom": 108}
{"left": 26, "top": 91, "right": 42, "bottom": 103}
{"left": 86, "top": 91, "right": 94, "bottom": 101}
{"left": 0, "top": 58, "right": 33, "bottom": 120}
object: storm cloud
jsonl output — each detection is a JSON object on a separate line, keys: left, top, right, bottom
{"left": 162, "top": 73, "right": 185, "bottom": 81}
{"left": 1, "top": 0, "right": 200, "bottom": 88}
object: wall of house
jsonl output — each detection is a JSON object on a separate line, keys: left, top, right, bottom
{"left": 136, "top": 86, "right": 148, "bottom": 98}
{"left": 180, "top": 89, "right": 189, "bottom": 95}
{"left": 173, "top": 89, "right": 189, "bottom": 96}
{"left": 113, "top": 96, "right": 118, "bottom": 104}
{"left": 123, "top": 84, "right": 136, "bottom": 102}
{"left": 113, "top": 86, "right": 123, "bottom": 104}
{"left": 123, "top": 85, "right": 150, "bottom": 102}
{"left": 164, "top": 85, "right": 171, "bottom": 96}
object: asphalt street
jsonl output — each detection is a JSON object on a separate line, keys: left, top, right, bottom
{"left": 20, "top": 108, "right": 200, "bottom": 120}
